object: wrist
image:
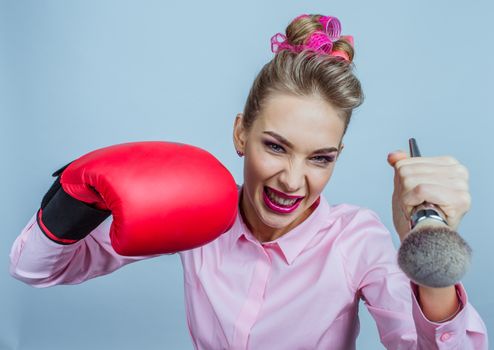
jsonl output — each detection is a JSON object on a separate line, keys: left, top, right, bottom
{"left": 38, "top": 177, "right": 111, "bottom": 244}
{"left": 417, "top": 284, "right": 462, "bottom": 323}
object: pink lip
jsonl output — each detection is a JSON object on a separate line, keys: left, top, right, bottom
{"left": 265, "top": 186, "right": 304, "bottom": 200}
{"left": 263, "top": 187, "right": 304, "bottom": 214}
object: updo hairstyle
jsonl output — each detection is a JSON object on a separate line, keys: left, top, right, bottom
{"left": 242, "top": 14, "right": 364, "bottom": 135}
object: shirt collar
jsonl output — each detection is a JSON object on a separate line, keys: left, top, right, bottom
{"left": 228, "top": 185, "right": 330, "bottom": 265}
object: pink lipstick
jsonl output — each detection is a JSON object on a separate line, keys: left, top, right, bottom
{"left": 263, "top": 186, "right": 304, "bottom": 214}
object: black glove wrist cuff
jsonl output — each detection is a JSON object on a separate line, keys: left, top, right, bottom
{"left": 37, "top": 177, "right": 111, "bottom": 245}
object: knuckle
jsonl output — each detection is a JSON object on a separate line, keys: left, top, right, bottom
{"left": 394, "top": 160, "right": 403, "bottom": 173}
{"left": 457, "top": 164, "right": 470, "bottom": 180}
{"left": 413, "top": 184, "right": 427, "bottom": 197}
{"left": 397, "top": 164, "right": 413, "bottom": 180}
{"left": 462, "top": 192, "right": 472, "bottom": 209}
{"left": 442, "top": 155, "right": 459, "bottom": 165}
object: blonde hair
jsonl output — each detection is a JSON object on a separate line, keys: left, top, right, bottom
{"left": 242, "top": 14, "right": 364, "bottom": 135}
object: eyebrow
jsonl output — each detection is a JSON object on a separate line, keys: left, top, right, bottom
{"left": 262, "top": 131, "right": 339, "bottom": 153}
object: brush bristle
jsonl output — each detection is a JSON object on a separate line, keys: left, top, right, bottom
{"left": 398, "top": 226, "right": 472, "bottom": 288}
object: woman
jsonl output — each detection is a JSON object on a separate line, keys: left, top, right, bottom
{"left": 10, "top": 14, "right": 488, "bottom": 349}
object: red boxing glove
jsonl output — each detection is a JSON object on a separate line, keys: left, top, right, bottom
{"left": 38, "top": 141, "right": 238, "bottom": 256}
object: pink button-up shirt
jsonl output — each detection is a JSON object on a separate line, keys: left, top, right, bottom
{"left": 10, "top": 192, "right": 488, "bottom": 349}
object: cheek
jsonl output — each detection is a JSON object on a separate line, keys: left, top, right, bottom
{"left": 308, "top": 167, "right": 334, "bottom": 192}
{"left": 245, "top": 150, "right": 281, "bottom": 182}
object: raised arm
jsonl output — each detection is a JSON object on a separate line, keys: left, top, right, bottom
{"left": 10, "top": 141, "right": 238, "bottom": 287}
{"left": 343, "top": 209, "right": 488, "bottom": 349}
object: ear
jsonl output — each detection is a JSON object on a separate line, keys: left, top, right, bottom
{"left": 233, "top": 113, "right": 247, "bottom": 153}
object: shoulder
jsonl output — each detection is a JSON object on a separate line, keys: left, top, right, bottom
{"left": 322, "top": 200, "right": 388, "bottom": 238}
{"left": 323, "top": 203, "right": 400, "bottom": 289}
{"left": 321, "top": 200, "right": 395, "bottom": 254}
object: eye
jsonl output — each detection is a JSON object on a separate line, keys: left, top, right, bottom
{"left": 311, "top": 155, "right": 336, "bottom": 165}
{"left": 264, "top": 141, "right": 285, "bottom": 153}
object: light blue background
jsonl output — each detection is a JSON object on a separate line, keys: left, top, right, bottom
{"left": 1, "top": 1, "right": 492, "bottom": 349}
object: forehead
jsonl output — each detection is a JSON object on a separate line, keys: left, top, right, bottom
{"left": 253, "top": 93, "right": 345, "bottom": 147}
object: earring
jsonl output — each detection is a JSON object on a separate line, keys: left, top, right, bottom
{"left": 236, "top": 150, "right": 244, "bottom": 157}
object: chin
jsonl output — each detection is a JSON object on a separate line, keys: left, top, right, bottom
{"left": 257, "top": 199, "right": 306, "bottom": 228}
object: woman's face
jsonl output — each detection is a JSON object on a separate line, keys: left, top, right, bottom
{"left": 233, "top": 92, "right": 346, "bottom": 241}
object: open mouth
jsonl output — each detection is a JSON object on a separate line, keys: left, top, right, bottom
{"left": 263, "top": 186, "right": 304, "bottom": 213}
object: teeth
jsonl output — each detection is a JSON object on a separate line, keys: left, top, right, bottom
{"left": 266, "top": 188, "right": 298, "bottom": 206}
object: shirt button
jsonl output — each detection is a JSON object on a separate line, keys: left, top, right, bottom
{"left": 440, "top": 332, "right": 451, "bottom": 341}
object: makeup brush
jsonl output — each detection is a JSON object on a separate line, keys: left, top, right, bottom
{"left": 397, "top": 138, "right": 472, "bottom": 288}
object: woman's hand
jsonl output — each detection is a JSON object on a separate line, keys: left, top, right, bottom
{"left": 387, "top": 150, "right": 471, "bottom": 242}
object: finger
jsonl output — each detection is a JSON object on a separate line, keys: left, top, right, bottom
{"left": 401, "top": 184, "right": 471, "bottom": 214}
{"left": 393, "top": 155, "right": 460, "bottom": 169}
{"left": 400, "top": 177, "right": 469, "bottom": 196}
{"left": 397, "top": 165, "right": 470, "bottom": 187}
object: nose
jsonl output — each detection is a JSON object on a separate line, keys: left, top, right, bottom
{"left": 278, "top": 159, "right": 306, "bottom": 193}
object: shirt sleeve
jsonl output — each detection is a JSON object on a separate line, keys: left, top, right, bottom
{"left": 340, "top": 208, "right": 488, "bottom": 350}
{"left": 9, "top": 213, "right": 158, "bottom": 288}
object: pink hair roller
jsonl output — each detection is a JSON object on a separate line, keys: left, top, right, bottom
{"left": 330, "top": 50, "right": 350, "bottom": 61}
{"left": 270, "top": 14, "right": 354, "bottom": 62}
{"left": 340, "top": 35, "right": 354, "bottom": 47}
{"left": 305, "top": 31, "right": 334, "bottom": 54}
{"left": 318, "top": 16, "right": 342, "bottom": 41}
